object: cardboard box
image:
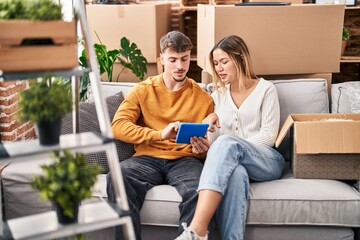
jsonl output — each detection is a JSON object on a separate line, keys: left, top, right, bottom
{"left": 0, "top": 20, "right": 78, "bottom": 72}
{"left": 108, "top": 62, "right": 159, "bottom": 83}
{"left": 249, "top": 0, "right": 303, "bottom": 4}
{"left": 275, "top": 114, "right": 360, "bottom": 180}
{"left": 85, "top": 3, "right": 172, "bottom": 63}
{"left": 197, "top": 4, "right": 345, "bottom": 75}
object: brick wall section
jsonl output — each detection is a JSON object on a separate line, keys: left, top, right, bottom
{"left": 0, "top": 81, "right": 36, "bottom": 142}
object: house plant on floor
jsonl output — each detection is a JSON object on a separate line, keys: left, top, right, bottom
{"left": 17, "top": 76, "right": 72, "bottom": 145}
{"left": 30, "top": 150, "right": 100, "bottom": 224}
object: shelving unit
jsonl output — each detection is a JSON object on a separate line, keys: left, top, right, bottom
{"left": 0, "top": 0, "right": 135, "bottom": 239}
{"left": 335, "top": 5, "right": 360, "bottom": 82}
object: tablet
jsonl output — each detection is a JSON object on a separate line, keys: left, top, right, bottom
{"left": 175, "top": 123, "right": 209, "bottom": 144}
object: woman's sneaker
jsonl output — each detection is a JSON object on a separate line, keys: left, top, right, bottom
{"left": 175, "top": 223, "right": 208, "bottom": 240}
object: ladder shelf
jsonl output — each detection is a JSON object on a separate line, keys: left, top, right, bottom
{"left": 0, "top": 0, "right": 135, "bottom": 239}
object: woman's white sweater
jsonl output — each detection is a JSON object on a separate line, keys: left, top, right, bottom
{"left": 209, "top": 78, "right": 280, "bottom": 147}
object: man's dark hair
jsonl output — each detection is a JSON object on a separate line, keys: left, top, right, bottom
{"left": 160, "top": 31, "right": 193, "bottom": 53}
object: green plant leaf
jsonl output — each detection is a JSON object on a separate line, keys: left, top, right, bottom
{"left": 342, "top": 28, "right": 351, "bottom": 41}
{"left": 77, "top": 34, "right": 147, "bottom": 99}
{"left": 0, "top": 0, "right": 63, "bottom": 20}
{"left": 118, "top": 37, "right": 147, "bottom": 80}
{"left": 17, "top": 76, "right": 72, "bottom": 123}
{"left": 30, "top": 150, "right": 100, "bottom": 218}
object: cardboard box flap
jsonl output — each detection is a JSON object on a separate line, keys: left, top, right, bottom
{"left": 275, "top": 114, "right": 295, "bottom": 148}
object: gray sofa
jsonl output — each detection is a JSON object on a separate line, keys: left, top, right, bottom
{"left": 1, "top": 79, "right": 360, "bottom": 240}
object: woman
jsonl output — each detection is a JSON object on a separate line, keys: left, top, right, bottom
{"left": 175, "top": 35, "right": 285, "bottom": 240}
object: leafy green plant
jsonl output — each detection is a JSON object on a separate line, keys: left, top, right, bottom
{"left": 30, "top": 150, "right": 100, "bottom": 218}
{"left": 343, "top": 28, "right": 351, "bottom": 41}
{"left": 118, "top": 36, "right": 148, "bottom": 81}
{"left": 0, "top": 0, "right": 63, "bottom": 20}
{"left": 78, "top": 33, "right": 147, "bottom": 101}
{"left": 17, "top": 76, "right": 72, "bottom": 123}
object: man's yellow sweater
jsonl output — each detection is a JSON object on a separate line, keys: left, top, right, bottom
{"left": 112, "top": 74, "right": 214, "bottom": 159}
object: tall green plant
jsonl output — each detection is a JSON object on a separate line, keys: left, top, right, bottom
{"left": 118, "top": 37, "right": 148, "bottom": 81}
{"left": 78, "top": 33, "right": 147, "bottom": 101}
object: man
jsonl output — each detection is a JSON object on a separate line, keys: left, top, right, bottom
{"left": 107, "top": 31, "right": 214, "bottom": 240}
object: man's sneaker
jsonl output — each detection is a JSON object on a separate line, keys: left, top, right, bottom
{"left": 175, "top": 223, "right": 208, "bottom": 240}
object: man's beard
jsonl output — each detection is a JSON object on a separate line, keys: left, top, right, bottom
{"left": 173, "top": 76, "right": 186, "bottom": 82}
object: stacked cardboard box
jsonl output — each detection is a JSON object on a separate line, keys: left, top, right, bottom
{"left": 197, "top": 4, "right": 345, "bottom": 76}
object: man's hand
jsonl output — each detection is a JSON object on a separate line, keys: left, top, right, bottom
{"left": 202, "top": 113, "right": 220, "bottom": 133}
{"left": 190, "top": 136, "right": 210, "bottom": 156}
{"left": 161, "top": 121, "right": 180, "bottom": 140}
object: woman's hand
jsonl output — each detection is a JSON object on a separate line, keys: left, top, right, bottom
{"left": 202, "top": 113, "right": 220, "bottom": 133}
{"left": 190, "top": 136, "right": 210, "bottom": 156}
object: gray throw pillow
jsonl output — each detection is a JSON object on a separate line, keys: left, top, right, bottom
{"left": 61, "top": 92, "right": 135, "bottom": 173}
{"left": 271, "top": 79, "right": 329, "bottom": 161}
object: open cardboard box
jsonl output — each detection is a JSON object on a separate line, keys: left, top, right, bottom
{"left": 275, "top": 114, "right": 360, "bottom": 180}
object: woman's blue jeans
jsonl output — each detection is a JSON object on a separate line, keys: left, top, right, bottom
{"left": 107, "top": 155, "right": 204, "bottom": 240}
{"left": 198, "top": 135, "right": 285, "bottom": 240}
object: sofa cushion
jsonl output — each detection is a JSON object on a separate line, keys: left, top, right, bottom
{"left": 2, "top": 158, "right": 53, "bottom": 219}
{"left": 271, "top": 79, "right": 329, "bottom": 160}
{"left": 92, "top": 163, "right": 360, "bottom": 228}
{"left": 248, "top": 164, "right": 360, "bottom": 227}
{"left": 92, "top": 175, "right": 182, "bottom": 227}
{"left": 331, "top": 81, "right": 360, "bottom": 113}
{"left": 61, "top": 92, "right": 135, "bottom": 173}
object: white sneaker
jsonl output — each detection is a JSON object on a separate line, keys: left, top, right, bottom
{"left": 174, "top": 223, "right": 208, "bottom": 240}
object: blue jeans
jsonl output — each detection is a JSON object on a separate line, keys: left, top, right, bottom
{"left": 106, "top": 155, "right": 204, "bottom": 240}
{"left": 198, "top": 135, "right": 285, "bottom": 240}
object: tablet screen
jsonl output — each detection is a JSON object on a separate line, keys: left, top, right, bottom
{"left": 175, "top": 123, "right": 209, "bottom": 144}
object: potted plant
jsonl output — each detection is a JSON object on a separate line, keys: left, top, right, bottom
{"left": 341, "top": 27, "right": 351, "bottom": 56}
{"left": 30, "top": 150, "right": 100, "bottom": 224}
{"left": 0, "top": 0, "right": 77, "bottom": 72}
{"left": 78, "top": 33, "right": 147, "bottom": 101}
{"left": 17, "top": 76, "right": 72, "bottom": 145}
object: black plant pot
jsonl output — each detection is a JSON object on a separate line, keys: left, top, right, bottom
{"left": 54, "top": 202, "right": 79, "bottom": 224}
{"left": 36, "top": 118, "right": 61, "bottom": 146}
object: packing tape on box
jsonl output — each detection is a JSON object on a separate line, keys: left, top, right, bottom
{"left": 117, "top": 6, "right": 125, "bottom": 18}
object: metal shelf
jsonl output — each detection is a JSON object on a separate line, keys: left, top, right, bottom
{"left": 7, "top": 201, "right": 131, "bottom": 240}
{"left": 0, "top": 67, "right": 89, "bottom": 82}
{"left": 0, "top": 0, "right": 135, "bottom": 238}
{"left": 0, "top": 132, "right": 113, "bottom": 162}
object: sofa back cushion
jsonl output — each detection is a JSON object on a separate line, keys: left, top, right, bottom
{"left": 271, "top": 79, "right": 329, "bottom": 160}
{"left": 61, "top": 92, "right": 135, "bottom": 173}
{"left": 331, "top": 81, "right": 360, "bottom": 113}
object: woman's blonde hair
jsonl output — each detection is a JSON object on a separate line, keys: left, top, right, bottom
{"left": 209, "top": 35, "right": 257, "bottom": 91}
